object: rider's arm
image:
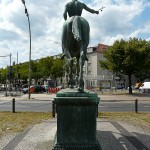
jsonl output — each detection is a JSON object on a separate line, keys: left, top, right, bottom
{"left": 63, "top": 4, "right": 68, "bottom": 20}
{"left": 83, "top": 3, "right": 99, "bottom": 14}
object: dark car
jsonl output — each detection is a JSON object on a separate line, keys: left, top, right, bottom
{"left": 33, "top": 85, "right": 46, "bottom": 93}
{"left": 22, "top": 85, "right": 45, "bottom": 94}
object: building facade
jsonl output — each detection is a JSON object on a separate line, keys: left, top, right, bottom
{"left": 84, "top": 44, "right": 114, "bottom": 89}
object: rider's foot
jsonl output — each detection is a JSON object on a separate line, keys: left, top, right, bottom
{"left": 61, "top": 53, "right": 66, "bottom": 60}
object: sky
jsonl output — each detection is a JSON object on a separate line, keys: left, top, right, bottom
{"left": 0, "top": 0, "right": 150, "bottom": 68}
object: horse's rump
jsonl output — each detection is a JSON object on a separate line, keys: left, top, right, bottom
{"left": 62, "top": 16, "right": 90, "bottom": 58}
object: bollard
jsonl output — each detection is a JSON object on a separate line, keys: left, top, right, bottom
{"left": 12, "top": 98, "right": 15, "bottom": 113}
{"left": 135, "top": 99, "right": 138, "bottom": 113}
{"left": 97, "top": 103, "right": 99, "bottom": 117}
{"left": 52, "top": 101, "right": 55, "bottom": 117}
{"left": 55, "top": 103, "right": 57, "bottom": 113}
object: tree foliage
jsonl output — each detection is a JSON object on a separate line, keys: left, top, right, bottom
{"left": 51, "top": 58, "right": 64, "bottom": 79}
{"left": 0, "top": 56, "right": 64, "bottom": 85}
{"left": 100, "top": 38, "right": 150, "bottom": 94}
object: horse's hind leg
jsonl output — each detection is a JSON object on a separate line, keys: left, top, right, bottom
{"left": 75, "top": 58, "right": 79, "bottom": 87}
{"left": 68, "top": 58, "right": 74, "bottom": 88}
{"left": 78, "top": 47, "right": 85, "bottom": 91}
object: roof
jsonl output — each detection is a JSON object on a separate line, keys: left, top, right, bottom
{"left": 96, "top": 44, "right": 109, "bottom": 53}
{"left": 87, "top": 43, "right": 109, "bottom": 53}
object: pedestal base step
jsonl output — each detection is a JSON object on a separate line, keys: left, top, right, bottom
{"left": 52, "top": 141, "right": 102, "bottom": 150}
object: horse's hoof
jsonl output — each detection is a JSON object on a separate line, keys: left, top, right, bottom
{"left": 78, "top": 87, "right": 84, "bottom": 92}
{"left": 69, "top": 85, "right": 74, "bottom": 89}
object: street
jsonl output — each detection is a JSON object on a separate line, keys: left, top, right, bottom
{"left": 0, "top": 100, "right": 150, "bottom": 112}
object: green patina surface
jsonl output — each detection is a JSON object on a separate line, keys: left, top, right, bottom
{"left": 53, "top": 88, "right": 101, "bottom": 149}
{"left": 55, "top": 88, "right": 100, "bottom": 104}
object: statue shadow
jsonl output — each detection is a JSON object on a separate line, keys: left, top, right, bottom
{"left": 97, "top": 121, "right": 150, "bottom": 150}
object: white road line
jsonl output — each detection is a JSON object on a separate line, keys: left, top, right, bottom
{"left": 98, "top": 105, "right": 107, "bottom": 108}
{"left": 143, "top": 105, "right": 150, "bottom": 107}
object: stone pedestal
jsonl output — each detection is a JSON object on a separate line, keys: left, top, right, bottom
{"left": 52, "top": 88, "right": 101, "bottom": 150}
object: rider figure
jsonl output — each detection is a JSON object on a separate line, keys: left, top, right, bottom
{"left": 61, "top": 0, "right": 99, "bottom": 61}
{"left": 63, "top": 0, "right": 99, "bottom": 20}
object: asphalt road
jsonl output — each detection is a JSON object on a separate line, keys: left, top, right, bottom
{"left": 0, "top": 100, "right": 150, "bottom": 112}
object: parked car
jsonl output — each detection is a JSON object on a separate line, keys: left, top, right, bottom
{"left": 139, "top": 82, "right": 150, "bottom": 93}
{"left": 22, "top": 87, "right": 29, "bottom": 94}
{"left": 20, "top": 84, "right": 28, "bottom": 92}
{"left": 22, "top": 85, "right": 45, "bottom": 94}
{"left": 34, "top": 85, "right": 46, "bottom": 93}
{"left": 0, "top": 84, "right": 6, "bottom": 90}
{"left": 127, "top": 85, "right": 135, "bottom": 90}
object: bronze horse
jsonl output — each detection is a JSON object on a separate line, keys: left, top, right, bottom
{"left": 62, "top": 16, "right": 90, "bottom": 91}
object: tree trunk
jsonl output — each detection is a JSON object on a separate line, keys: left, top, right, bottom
{"left": 128, "top": 74, "right": 132, "bottom": 94}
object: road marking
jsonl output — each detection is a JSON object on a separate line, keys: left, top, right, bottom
{"left": 0, "top": 102, "right": 9, "bottom": 104}
{"left": 1, "top": 126, "right": 33, "bottom": 150}
{"left": 111, "top": 122, "right": 149, "bottom": 150}
{"left": 98, "top": 105, "right": 107, "bottom": 108}
{"left": 143, "top": 105, "right": 150, "bottom": 107}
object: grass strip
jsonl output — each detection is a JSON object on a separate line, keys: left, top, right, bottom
{"left": 0, "top": 112, "right": 52, "bottom": 137}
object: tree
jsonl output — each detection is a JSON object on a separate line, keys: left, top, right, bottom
{"left": 19, "top": 62, "right": 29, "bottom": 80}
{"left": 51, "top": 58, "right": 64, "bottom": 84}
{"left": 100, "top": 38, "right": 150, "bottom": 94}
{"left": 37, "top": 56, "right": 54, "bottom": 78}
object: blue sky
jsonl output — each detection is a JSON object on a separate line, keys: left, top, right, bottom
{"left": 0, "top": 0, "right": 150, "bottom": 68}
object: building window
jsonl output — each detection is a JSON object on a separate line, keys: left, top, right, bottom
{"left": 93, "top": 81, "right": 95, "bottom": 86}
{"left": 91, "top": 81, "right": 92, "bottom": 86}
{"left": 88, "top": 71, "right": 92, "bottom": 75}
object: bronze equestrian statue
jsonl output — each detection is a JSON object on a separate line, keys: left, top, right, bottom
{"left": 61, "top": 0, "right": 99, "bottom": 91}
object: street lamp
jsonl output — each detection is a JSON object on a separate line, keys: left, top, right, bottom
{"left": 21, "top": 0, "right": 32, "bottom": 99}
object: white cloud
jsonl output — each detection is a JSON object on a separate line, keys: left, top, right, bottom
{"left": 141, "top": 21, "right": 150, "bottom": 33}
{"left": 0, "top": 0, "right": 149, "bottom": 68}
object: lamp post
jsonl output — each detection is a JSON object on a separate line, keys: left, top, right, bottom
{"left": 9, "top": 53, "right": 12, "bottom": 92}
{"left": 21, "top": 0, "right": 32, "bottom": 99}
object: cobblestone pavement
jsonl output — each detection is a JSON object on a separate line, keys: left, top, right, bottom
{"left": 0, "top": 118, "right": 150, "bottom": 150}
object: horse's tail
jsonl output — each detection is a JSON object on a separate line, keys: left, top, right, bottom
{"left": 72, "top": 16, "right": 82, "bottom": 41}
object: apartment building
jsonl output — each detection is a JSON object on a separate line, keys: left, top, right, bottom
{"left": 84, "top": 43, "right": 114, "bottom": 89}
